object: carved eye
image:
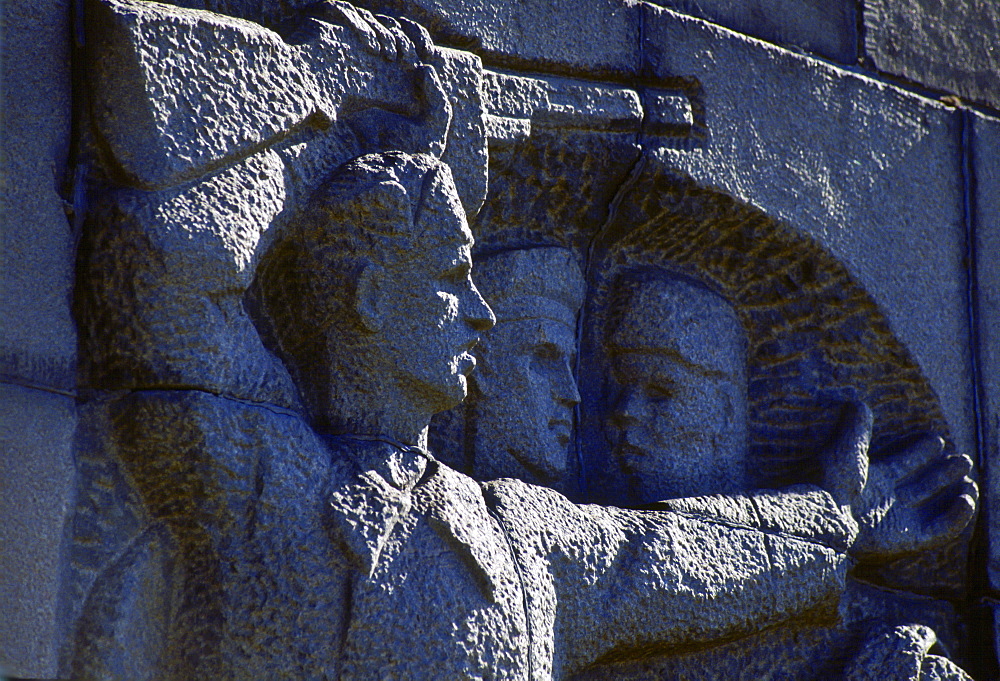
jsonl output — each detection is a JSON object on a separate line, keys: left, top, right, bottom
{"left": 533, "top": 343, "right": 560, "bottom": 362}
{"left": 441, "top": 264, "right": 470, "bottom": 284}
{"left": 645, "top": 382, "right": 674, "bottom": 402}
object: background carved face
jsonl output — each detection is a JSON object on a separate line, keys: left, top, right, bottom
{"left": 604, "top": 277, "right": 749, "bottom": 502}
{"left": 473, "top": 317, "right": 580, "bottom": 485}
{"left": 376, "top": 202, "right": 495, "bottom": 415}
{"left": 607, "top": 349, "right": 747, "bottom": 502}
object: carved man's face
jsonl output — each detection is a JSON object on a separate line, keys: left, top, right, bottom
{"left": 474, "top": 317, "right": 580, "bottom": 484}
{"left": 605, "top": 277, "right": 748, "bottom": 502}
{"left": 371, "top": 189, "right": 495, "bottom": 415}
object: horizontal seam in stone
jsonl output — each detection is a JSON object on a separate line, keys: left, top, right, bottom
{"left": 661, "top": 506, "right": 845, "bottom": 554}
{"left": 0, "top": 374, "right": 77, "bottom": 398}
{"left": 851, "top": 574, "right": 978, "bottom": 607}
{"left": 86, "top": 385, "right": 303, "bottom": 420}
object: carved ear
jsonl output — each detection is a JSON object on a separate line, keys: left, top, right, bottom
{"left": 356, "top": 263, "right": 385, "bottom": 333}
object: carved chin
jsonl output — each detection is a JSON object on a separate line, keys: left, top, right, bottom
{"left": 431, "top": 373, "right": 469, "bottom": 413}
{"left": 453, "top": 373, "right": 470, "bottom": 402}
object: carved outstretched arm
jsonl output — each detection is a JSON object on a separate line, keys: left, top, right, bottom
{"left": 482, "top": 480, "right": 856, "bottom": 678}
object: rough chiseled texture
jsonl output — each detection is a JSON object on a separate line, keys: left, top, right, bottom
{"left": 64, "top": 392, "right": 855, "bottom": 679}
{"left": 574, "top": 581, "right": 970, "bottom": 679}
{"left": 483, "top": 478, "right": 852, "bottom": 677}
{"left": 4, "top": 0, "right": 991, "bottom": 677}
{"left": 74, "top": 0, "right": 492, "bottom": 408}
{"left": 641, "top": 6, "right": 976, "bottom": 478}
{"left": 83, "top": 0, "right": 446, "bottom": 190}
{"left": 579, "top": 160, "right": 950, "bottom": 498}
{"left": 75, "top": 150, "right": 302, "bottom": 407}
{"left": 65, "top": 391, "right": 346, "bottom": 679}
{"left": 355, "top": 0, "right": 641, "bottom": 78}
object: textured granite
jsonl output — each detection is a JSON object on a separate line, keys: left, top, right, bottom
{"left": 0, "top": 384, "right": 76, "bottom": 678}
{"left": 972, "top": 110, "right": 1000, "bottom": 672}
{"left": 2, "top": 0, "right": 991, "bottom": 677}
{"left": 0, "top": 0, "right": 75, "bottom": 392}
{"left": 647, "top": 0, "right": 858, "bottom": 64}
{"left": 643, "top": 5, "right": 976, "bottom": 478}
{"left": 0, "top": 0, "right": 77, "bottom": 676}
{"left": 355, "top": 0, "right": 642, "bottom": 78}
{"left": 864, "top": 0, "right": 1000, "bottom": 110}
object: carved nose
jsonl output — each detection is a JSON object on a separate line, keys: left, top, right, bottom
{"left": 554, "top": 358, "right": 581, "bottom": 408}
{"left": 465, "top": 282, "right": 496, "bottom": 332}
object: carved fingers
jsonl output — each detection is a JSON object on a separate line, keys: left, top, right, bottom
{"left": 844, "top": 625, "right": 974, "bottom": 681}
{"left": 820, "top": 403, "right": 978, "bottom": 562}
{"left": 916, "top": 454, "right": 978, "bottom": 544}
{"left": 412, "top": 64, "right": 452, "bottom": 156}
{"left": 896, "top": 450, "right": 972, "bottom": 506}
{"left": 317, "top": 2, "right": 413, "bottom": 62}
{"left": 372, "top": 14, "right": 419, "bottom": 65}
{"left": 851, "top": 435, "right": 978, "bottom": 561}
{"left": 315, "top": 3, "right": 432, "bottom": 72}
{"left": 822, "top": 402, "right": 872, "bottom": 507}
{"left": 395, "top": 17, "right": 435, "bottom": 59}
{"left": 882, "top": 434, "right": 947, "bottom": 484}
{"left": 312, "top": 2, "right": 451, "bottom": 158}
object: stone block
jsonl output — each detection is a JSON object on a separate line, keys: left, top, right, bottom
{"left": 0, "top": 0, "right": 75, "bottom": 393}
{"left": 647, "top": 0, "right": 857, "bottom": 64}
{"left": 642, "top": 5, "right": 976, "bottom": 472}
{"left": 864, "top": 0, "right": 1000, "bottom": 111}
{"left": 76, "top": 150, "right": 303, "bottom": 408}
{"left": 83, "top": 0, "right": 437, "bottom": 190}
{"left": 0, "top": 384, "right": 76, "bottom": 678}
{"left": 973, "top": 110, "right": 1000, "bottom": 593}
{"left": 357, "top": 0, "right": 642, "bottom": 78}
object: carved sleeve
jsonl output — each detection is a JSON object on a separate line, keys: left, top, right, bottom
{"left": 481, "top": 480, "right": 856, "bottom": 678}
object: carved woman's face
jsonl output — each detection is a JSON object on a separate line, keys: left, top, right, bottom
{"left": 603, "top": 277, "right": 749, "bottom": 503}
{"left": 608, "top": 348, "right": 747, "bottom": 502}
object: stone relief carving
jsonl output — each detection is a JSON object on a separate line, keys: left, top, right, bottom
{"left": 601, "top": 270, "right": 751, "bottom": 502}
{"left": 431, "top": 246, "right": 585, "bottom": 489}
{"left": 63, "top": 0, "right": 981, "bottom": 678}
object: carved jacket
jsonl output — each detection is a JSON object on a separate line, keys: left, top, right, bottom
{"left": 67, "top": 396, "right": 855, "bottom": 681}
{"left": 324, "top": 437, "right": 857, "bottom": 681}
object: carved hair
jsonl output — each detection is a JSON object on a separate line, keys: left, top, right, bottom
{"left": 249, "top": 151, "right": 460, "bottom": 422}
{"left": 473, "top": 247, "right": 585, "bottom": 328}
{"left": 604, "top": 266, "right": 745, "bottom": 358}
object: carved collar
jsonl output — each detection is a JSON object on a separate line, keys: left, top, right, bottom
{"left": 323, "top": 434, "right": 437, "bottom": 577}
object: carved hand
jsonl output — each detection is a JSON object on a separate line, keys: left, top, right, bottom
{"left": 823, "top": 403, "right": 978, "bottom": 562}
{"left": 314, "top": 2, "right": 452, "bottom": 156}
